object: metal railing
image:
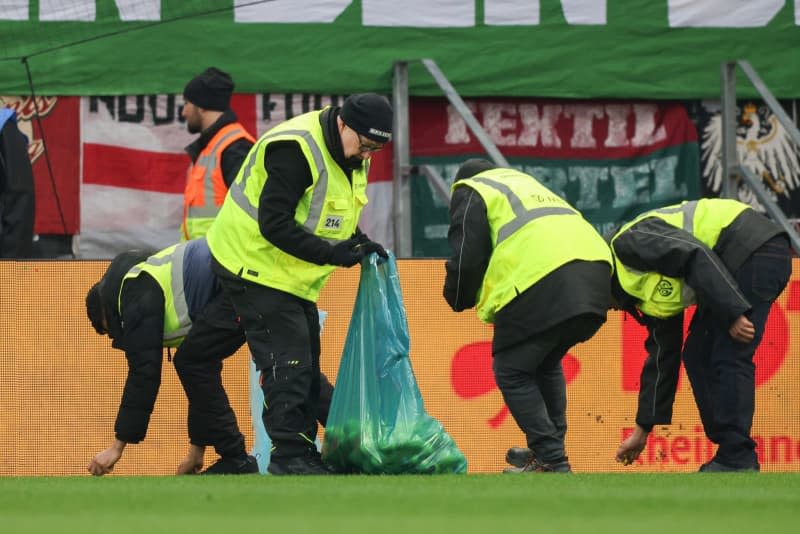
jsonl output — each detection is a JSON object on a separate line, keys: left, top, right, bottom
{"left": 392, "top": 59, "right": 507, "bottom": 257}
{"left": 720, "top": 60, "right": 800, "bottom": 254}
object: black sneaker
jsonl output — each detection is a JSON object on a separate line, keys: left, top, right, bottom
{"left": 698, "top": 460, "right": 760, "bottom": 473}
{"left": 201, "top": 454, "right": 259, "bottom": 475}
{"left": 505, "top": 457, "right": 572, "bottom": 474}
{"left": 505, "top": 446, "right": 535, "bottom": 468}
{"left": 268, "top": 453, "right": 332, "bottom": 476}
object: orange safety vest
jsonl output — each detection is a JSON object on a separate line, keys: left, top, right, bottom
{"left": 181, "top": 122, "right": 255, "bottom": 240}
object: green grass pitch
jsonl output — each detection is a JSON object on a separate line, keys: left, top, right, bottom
{"left": 2, "top": 473, "right": 798, "bottom": 533}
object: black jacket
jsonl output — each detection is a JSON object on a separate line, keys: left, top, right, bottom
{"left": 0, "top": 116, "right": 35, "bottom": 258}
{"left": 253, "top": 107, "right": 366, "bottom": 267}
{"left": 95, "top": 250, "right": 162, "bottom": 443}
{"left": 443, "top": 180, "right": 610, "bottom": 353}
{"left": 613, "top": 208, "right": 785, "bottom": 429}
{"left": 184, "top": 109, "right": 253, "bottom": 188}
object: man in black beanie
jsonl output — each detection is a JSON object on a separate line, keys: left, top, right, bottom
{"left": 180, "top": 67, "right": 255, "bottom": 241}
{"left": 202, "top": 93, "right": 392, "bottom": 475}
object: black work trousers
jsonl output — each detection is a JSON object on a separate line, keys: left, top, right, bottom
{"left": 493, "top": 312, "right": 606, "bottom": 463}
{"left": 683, "top": 236, "right": 792, "bottom": 469}
{"left": 217, "top": 274, "right": 322, "bottom": 459}
{"left": 172, "top": 288, "right": 248, "bottom": 459}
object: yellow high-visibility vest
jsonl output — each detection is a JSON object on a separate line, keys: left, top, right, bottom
{"left": 206, "top": 109, "right": 368, "bottom": 302}
{"left": 611, "top": 199, "right": 748, "bottom": 318}
{"left": 456, "top": 168, "right": 612, "bottom": 323}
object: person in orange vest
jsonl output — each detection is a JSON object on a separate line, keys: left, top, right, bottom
{"left": 180, "top": 67, "right": 255, "bottom": 240}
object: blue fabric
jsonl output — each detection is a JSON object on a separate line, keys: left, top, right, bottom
{"left": 0, "top": 108, "right": 14, "bottom": 131}
{"left": 181, "top": 238, "right": 217, "bottom": 321}
{"left": 321, "top": 252, "right": 467, "bottom": 474}
{"left": 249, "top": 310, "right": 327, "bottom": 474}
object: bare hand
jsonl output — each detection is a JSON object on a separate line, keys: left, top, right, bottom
{"left": 616, "top": 425, "right": 649, "bottom": 466}
{"left": 728, "top": 315, "right": 755, "bottom": 343}
{"left": 176, "top": 444, "right": 205, "bottom": 475}
{"left": 88, "top": 440, "right": 126, "bottom": 476}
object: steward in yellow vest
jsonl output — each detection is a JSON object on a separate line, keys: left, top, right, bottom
{"left": 443, "top": 159, "right": 612, "bottom": 474}
{"left": 205, "top": 93, "right": 392, "bottom": 475}
{"left": 610, "top": 198, "right": 791, "bottom": 472}
{"left": 180, "top": 67, "right": 255, "bottom": 240}
{"left": 84, "top": 238, "right": 257, "bottom": 476}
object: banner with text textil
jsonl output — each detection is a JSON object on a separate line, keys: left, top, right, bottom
{"left": 409, "top": 97, "right": 700, "bottom": 257}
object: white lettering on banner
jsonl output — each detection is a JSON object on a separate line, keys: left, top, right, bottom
{"left": 563, "top": 104, "right": 604, "bottom": 148}
{"left": 668, "top": 0, "right": 785, "bottom": 28}
{"left": 560, "top": 0, "right": 607, "bottom": 25}
{"left": 444, "top": 101, "right": 476, "bottom": 144}
{"left": 363, "top": 0, "right": 474, "bottom": 27}
{"left": 518, "top": 104, "right": 562, "bottom": 148}
{"left": 116, "top": 0, "right": 160, "bottom": 21}
{"left": 480, "top": 103, "right": 519, "bottom": 145}
{"left": 236, "top": 0, "right": 352, "bottom": 23}
{"left": 257, "top": 93, "right": 346, "bottom": 136}
{"left": 35, "top": 0, "right": 159, "bottom": 21}
{"left": 1, "top": 0, "right": 28, "bottom": 20}
{"left": 569, "top": 166, "right": 605, "bottom": 209}
{"left": 631, "top": 104, "right": 667, "bottom": 146}
{"left": 603, "top": 104, "right": 630, "bottom": 148}
{"left": 485, "top": 0, "right": 541, "bottom": 25}
{"left": 446, "top": 102, "right": 669, "bottom": 149}
{"left": 423, "top": 155, "right": 685, "bottom": 219}
{"left": 40, "top": 0, "right": 94, "bottom": 21}
{"left": 485, "top": 0, "right": 605, "bottom": 26}
{"left": 5, "top": 0, "right": 796, "bottom": 26}
{"left": 483, "top": 0, "right": 539, "bottom": 26}
{"left": 84, "top": 95, "right": 191, "bottom": 153}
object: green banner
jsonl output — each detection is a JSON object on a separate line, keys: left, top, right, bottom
{"left": 1, "top": 1, "right": 798, "bottom": 98}
{"left": 411, "top": 147, "right": 700, "bottom": 257}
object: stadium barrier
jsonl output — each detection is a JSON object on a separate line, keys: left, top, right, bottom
{"left": 1, "top": 259, "right": 799, "bottom": 475}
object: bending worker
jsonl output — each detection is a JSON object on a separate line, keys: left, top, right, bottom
{"left": 85, "top": 238, "right": 257, "bottom": 475}
{"left": 443, "top": 159, "right": 612, "bottom": 473}
{"left": 611, "top": 198, "right": 791, "bottom": 472}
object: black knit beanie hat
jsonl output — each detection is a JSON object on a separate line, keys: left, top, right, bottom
{"left": 454, "top": 158, "right": 498, "bottom": 182}
{"left": 340, "top": 93, "right": 393, "bottom": 143}
{"left": 183, "top": 67, "right": 234, "bottom": 111}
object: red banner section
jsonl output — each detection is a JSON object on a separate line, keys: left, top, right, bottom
{"left": 409, "top": 97, "right": 698, "bottom": 160}
{"left": 2, "top": 96, "right": 80, "bottom": 234}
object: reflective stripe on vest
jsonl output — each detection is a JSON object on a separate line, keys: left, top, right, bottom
{"left": 612, "top": 199, "right": 748, "bottom": 318}
{"left": 188, "top": 129, "right": 249, "bottom": 219}
{"left": 228, "top": 129, "right": 333, "bottom": 239}
{"left": 124, "top": 242, "right": 192, "bottom": 347}
{"left": 458, "top": 168, "right": 612, "bottom": 323}
{"left": 469, "top": 176, "right": 577, "bottom": 244}
{"left": 206, "top": 110, "right": 367, "bottom": 301}
{"left": 182, "top": 123, "right": 255, "bottom": 240}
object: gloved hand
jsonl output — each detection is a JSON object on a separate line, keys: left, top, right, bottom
{"left": 357, "top": 239, "right": 388, "bottom": 260}
{"left": 328, "top": 237, "right": 365, "bottom": 267}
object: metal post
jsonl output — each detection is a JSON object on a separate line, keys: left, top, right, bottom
{"left": 720, "top": 61, "right": 738, "bottom": 199}
{"left": 421, "top": 59, "right": 509, "bottom": 167}
{"left": 392, "top": 61, "right": 413, "bottom": 258}
{"left": 738, "top": 60, "right": 800, "bottom": 147}
{"left": 737, "top": 165, "right": 800, "bottom": 254}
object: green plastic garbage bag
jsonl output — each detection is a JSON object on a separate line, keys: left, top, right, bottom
{"left": 321, "top": 251, "right": 467, "bottom": 474}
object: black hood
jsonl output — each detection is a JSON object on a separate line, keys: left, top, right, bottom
{"left": 97, "top": 250, "right": 153, "bottom": 340}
